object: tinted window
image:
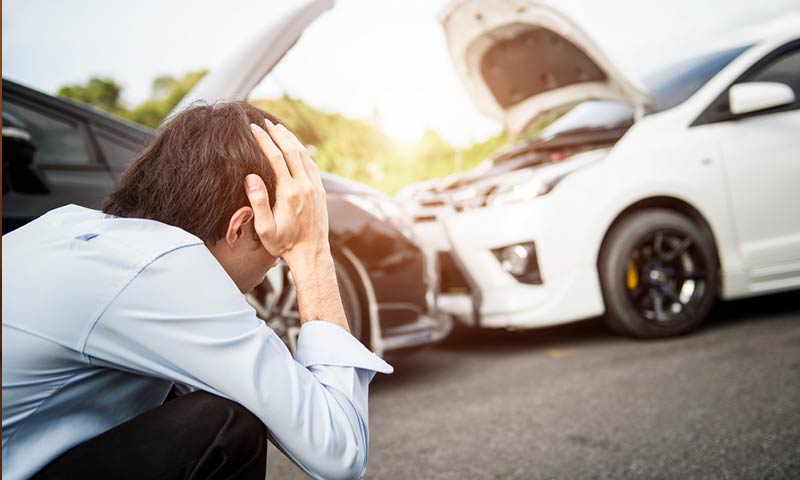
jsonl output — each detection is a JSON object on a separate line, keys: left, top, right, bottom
{"left": 644, "top": 45, "right": 751, "bottom": 112}
{"left": 2, "top": 101, "right": 93, "bottom": 166}
{"left": 747, "top": 47, "right": 800, "bottom": 106}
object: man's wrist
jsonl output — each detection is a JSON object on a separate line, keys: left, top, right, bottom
{"left": 282, "top": 244, "right": 333, "bottom": 277}
{"left": 283, "top": 244, "right": 351, "bottom": 332}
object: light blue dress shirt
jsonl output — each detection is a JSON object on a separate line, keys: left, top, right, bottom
{"left": 2, "top": 205, "right": 392, "bottom": 480}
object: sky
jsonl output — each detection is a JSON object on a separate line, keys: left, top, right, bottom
{"left": 3, "top": 0, "right": 799, "bottom": 146}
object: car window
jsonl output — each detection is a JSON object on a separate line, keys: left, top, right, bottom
{"left": 2, "top": 101, "right": 94, "bottom": 166}
{"left": 745, "top": 47, "right": 800, "bottom": 107}
{"left": 693, "top": 42, "right": 800, "bottom": 126}
{"left": 643, "top": 45, "right": 751, "bottom": 112}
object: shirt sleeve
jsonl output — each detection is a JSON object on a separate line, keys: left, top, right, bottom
{"left": 83, "top": 244, "right": 392, "bottom": 480}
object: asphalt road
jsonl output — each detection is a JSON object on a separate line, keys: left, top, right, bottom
{"left": 267, "top": 291, "right": 800, "bottom": 479}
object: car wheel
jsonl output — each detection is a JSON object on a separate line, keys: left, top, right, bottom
{"left": 247, "top": 254, "right": 364, "bottom": 352}
{"left": 599, "top": 209, "right": 719, "bottom": 338}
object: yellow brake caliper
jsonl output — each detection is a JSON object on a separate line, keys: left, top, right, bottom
{"left": 627, "top": 252, "right": 639, "bottom": 290}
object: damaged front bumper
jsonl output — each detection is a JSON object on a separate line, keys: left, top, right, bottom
{"left": 411, "top": 198, "right": 605, "bottom": 330}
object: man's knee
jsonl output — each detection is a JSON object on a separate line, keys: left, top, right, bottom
{"left": 174, "top": 391, "right": 267, "bottom": 478}
{"left": 32, "top": 391, "right": 268, "bottom": 480}
{"left": 184, "top": 391, "right": 267, "bottom": 439}
{"left": 178, "top": 391, "right": 267, "bottom": 460}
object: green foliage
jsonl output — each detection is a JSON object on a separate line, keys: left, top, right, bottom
{"left": 123, "top": 71, "right": 208, "bottom": 128}
{"left": 58, "top": 73, "right": 510, "bottom": 194}
{"left": 251, "top": 96, "right": 509, "bottom": 194}
{"left": 57, "top": 77, "right": 126, "bottom": 116}
{"left": 58, "top": 71, "right": 207, "bottom": 128}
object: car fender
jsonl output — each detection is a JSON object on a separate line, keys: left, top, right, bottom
{"left": 553, "top": 117, "right": 748, "bottom": 298}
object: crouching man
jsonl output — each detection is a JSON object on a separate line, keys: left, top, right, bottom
{"left": 2, "top": 101, "right": 392, "bottom": 480}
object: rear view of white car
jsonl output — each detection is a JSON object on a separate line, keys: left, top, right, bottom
{"left": 403, "top": 0, "right": 800, "bottom": 337}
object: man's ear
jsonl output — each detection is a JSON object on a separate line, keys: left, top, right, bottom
{"left": 225, "top": 206, "right": 255, "bottom": 248}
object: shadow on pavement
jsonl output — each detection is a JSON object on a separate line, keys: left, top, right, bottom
{"left": 707, "top": 288, "right": 800, "bottom": 326}
{"left": 438, "top": 288, "right": 800, "bottom": 352}
{"left": 374, "top": 289, "right": 800, "bottom": 391}
{"left": 437, "top": 317, "right": 611, "bottom": 352}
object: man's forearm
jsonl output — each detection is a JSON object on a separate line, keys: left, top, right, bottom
{"left": 245, "top": 121, "right": 351, "bottom": 335}
{"left": 285, "top": 246, "right": 351, "bottom": 333}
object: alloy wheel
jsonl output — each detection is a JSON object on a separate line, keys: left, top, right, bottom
{"left": 624, "top": 229, "right": 709, "bottom": 329}
{"left": 247, "top": 258, "right": 364, "bottom": 352}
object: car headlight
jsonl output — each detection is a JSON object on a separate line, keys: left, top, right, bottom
{"left": 450, "top": 187, "right": 487, "bottom": 210}
{"left": 485, "top": 149, "right": 610, "bottom": 207}
{"left": 451, "top": 187, "right": 478, "bottom": 203}
{"left": 486, "top": 173, "right": 570, "bottom": 207}
{"left": 344, "top": 194, "right": 416, "bottom": 240}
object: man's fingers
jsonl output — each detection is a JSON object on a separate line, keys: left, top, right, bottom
{"left": 249, "top": 123, "right": 290, "bottom": 181}
{"left": 267, "top": 120, "right": 324, "bottom": 192}
{"left": 302, "top": 151, "right": 325, "bottom": 191}
{"left": 244, "top": 174, "right": 276, "bottom": 242}
{"left": 264, "top": 119, "right": 309, "bottom": 182}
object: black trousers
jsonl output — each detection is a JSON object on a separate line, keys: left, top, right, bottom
{"left": 33, "top": 391, "right": 267, "bottom": 480}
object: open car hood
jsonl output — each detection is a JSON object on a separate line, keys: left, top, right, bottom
{"left": 168, "top": 0, "right": 333, "bottom": 118}
{"left": 440, "top": 0, "right": 651, "bottom": 133}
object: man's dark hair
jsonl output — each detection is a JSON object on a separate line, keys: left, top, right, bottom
{"left": 104, "top": 101, "right": 279, "bottom": 243}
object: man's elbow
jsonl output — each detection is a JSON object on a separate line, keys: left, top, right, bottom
{"left": 307, "top": 433, "right": 368, "bottom": 480}
{"left": 322, "top": 454, "right": 367, "bottom": 480}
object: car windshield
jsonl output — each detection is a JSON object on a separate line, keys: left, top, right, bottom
{"left": 488, "top": 100, "right": 634, "bottom": 166}
{"left": 538, "top": 100, "right": 636, "bottom": 140}
{"left": 524, "top": 44, "right": 752, "bottom": 142}
{"left": 643, "top": 44, "right": 752, "bottom": 112}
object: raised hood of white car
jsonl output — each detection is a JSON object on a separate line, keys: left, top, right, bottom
{"left": 440, "top": 0, "right": 651, "bottom": 133}
{"left": 168, "top": 0, "right": 333, "bottom": 119}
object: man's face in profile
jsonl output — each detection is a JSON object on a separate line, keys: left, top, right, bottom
{"left": 244, "top": 232, "right": 280, "bottom": 293}
{"left": 214, "top": 220, "right": 281, "bottom": 294}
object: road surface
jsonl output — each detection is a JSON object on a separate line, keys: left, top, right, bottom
{"left": 267, "top": 291, "right": 800, "bottom": 479}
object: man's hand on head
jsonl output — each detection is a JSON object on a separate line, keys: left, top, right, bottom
{"left": 245, "top": 119, "right": 329, "bottom": 262}
{"left": 245, "top": 120, "right": 350, "bottom": 333}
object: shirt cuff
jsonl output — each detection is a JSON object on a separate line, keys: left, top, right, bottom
{"left": 295, "top": 320, "right": 393, "bottom": 374}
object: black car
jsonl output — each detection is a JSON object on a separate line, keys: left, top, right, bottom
{"left": 2, "top": 79, "right": 451, "bottom": 355}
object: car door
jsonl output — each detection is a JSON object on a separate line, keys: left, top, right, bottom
{"left": 2, "top": 93, "right": 115, "bottom": 233}
{"left": 699, "top": 42, "right": 800, "bottom": 286}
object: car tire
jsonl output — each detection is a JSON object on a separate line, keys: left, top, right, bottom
{"left": 333, "top": 253, "right": 365, "bottom": 343}
{"left": 248, "top": 253, "right": 366, "bottom": 351}
{"left": 599, "top": 209, "right": 719, "bottom": 338}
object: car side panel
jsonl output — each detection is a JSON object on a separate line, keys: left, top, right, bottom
{"left": 326, "top": 196, "right": 430, "bottom": 325}
{"left": 567, "top": 111, "right": 750, "bottom": 300}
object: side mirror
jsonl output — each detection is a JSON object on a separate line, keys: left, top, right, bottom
{"left": 728, "top": 81, "right": 795, "bottom": 115}
{"left": 2, "top": 122, "right": 50, "bottom": 195}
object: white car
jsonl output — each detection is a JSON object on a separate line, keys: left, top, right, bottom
{"left": 401, "top": 0, "right": 800, "bottom": 337}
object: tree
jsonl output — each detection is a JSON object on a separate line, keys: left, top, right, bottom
{"left": 57, "top": 77, "right": 125, "bottom": 115}
{"left": 58, "top": 71, "right": 509, "bottom": 194}
{"left": 58, "top": 70, "right": 207, "bottom": 128}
